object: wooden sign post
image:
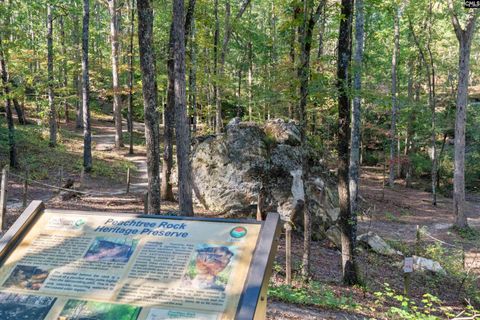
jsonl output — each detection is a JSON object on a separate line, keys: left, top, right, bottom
{"left": 0, "top": 201, "right": 280, "bottom": 320}
{"left": 403, "top": 256, "right": 414, "bottom": 295}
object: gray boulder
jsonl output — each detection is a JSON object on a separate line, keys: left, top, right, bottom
{"left": 413, "top": 256, "right": 446, "bottom": 274}
{"left": 191, "top": 119, "right": 339, "bottom": 237}
{"left": 357, "top": 232, "right": 403, "bottom": 256}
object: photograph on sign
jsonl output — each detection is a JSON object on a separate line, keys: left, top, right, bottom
{"left": 0, "top": 209, "right": 264, "bottom": 320}
{"left": 0, "top": 291, "right": 56, "bottom": 320}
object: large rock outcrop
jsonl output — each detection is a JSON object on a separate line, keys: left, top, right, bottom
{"left": 191, "top": 118, "right": 339, "bottom": 238}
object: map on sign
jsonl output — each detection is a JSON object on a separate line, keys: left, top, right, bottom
{"left": 0, "top": 209, "right": 262, "bottom": 320}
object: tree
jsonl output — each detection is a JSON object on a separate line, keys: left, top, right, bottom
{"left": 297, "top": 0, "right": 326, "bottom": 279}
{"left": 389, "top": 4, "right": 400, "bottom": 188}
{"left": 350, "top": 0, "right": 364, "bottom": 214}
{"left": 215, "top": 0, "right": 251, "bottom": 133}
{"left": 0, "top": 35, "right": 17, "bottom": 168}
{"left": 108, "top": 0, "right": 123, "bottom": 149}
{"left": 82, "top": 0, "right": 92, "bottom": 173}
{"left": 408, "top": 2, "right": 438, "bottom": 206}
{"left": 73, "top": 9, "right": 83, "bottom": 130}
{"left": 337, "top": 0, "right": 358, "bottom": 285}
{"left": 162, "top": 24, "right": 175, "bottom": 201}
{"left": 47, "top": 4, "right": 57, "bottom": 148}
{"left": 59, "top": 15, "right": 68, "bottom": 123}
{"left": 127, "top": 0, "right": 135, "bottom": 155}
{"left": 137, "top": 0, "right": 161, "bottom": 214}
{"left": 173, "top": 0, "right": 193, "bottom": 215}
{"left": 447, "top": 1, "right": 478, "bottom": 228}
{"left": 162, "top": 0, "right": 195, "bottom": 202}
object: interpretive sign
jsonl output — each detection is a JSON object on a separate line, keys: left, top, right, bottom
{"left": 0, "top": 201, "right": 280, "bottom": 320}
{"left": 403, "top": 257, "right": 414, "bottom": 273}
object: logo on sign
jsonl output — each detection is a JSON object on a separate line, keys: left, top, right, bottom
{"left": 230, "top": 226, "right": 247, "bottom": 238}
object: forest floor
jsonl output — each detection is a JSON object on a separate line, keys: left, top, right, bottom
{"left": 1, "top": 112, "right": 480, "bottom": 319}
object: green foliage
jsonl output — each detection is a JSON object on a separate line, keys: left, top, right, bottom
{"left": 374, "top": 284, "right": 457, "bottom": 319}
{"left": 268, "top": 281, "right": 356, "bottom": 310}
{"left": 0, "top": 119, "right": 133, "bottom": 182}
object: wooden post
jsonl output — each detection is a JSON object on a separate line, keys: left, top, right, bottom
{"left": 143, "top": 192, "right": 149, "bottom": 214}
{"left": 257, "top": 186, "right": 265, "bottom": 221}
{"left": 0, "top": 165, "right": 9, "bottom": 231}
{"left": 126, "top": 168, "right": 131, "bottom": 194}
{"left": 284, "top": 222, "right": 292, "bottom": 285}
{"left": 23, "top": 170, "right": 29, "bottom": 208}
{"left": 415, "top": 225, "right": 421, "bottom": 255}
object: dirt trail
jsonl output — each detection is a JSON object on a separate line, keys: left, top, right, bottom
{"left": 88, "top": 119, "right": 148, "bottom": 195}
{"left": 358, "top": 166, "right": 480, "bottom": 246}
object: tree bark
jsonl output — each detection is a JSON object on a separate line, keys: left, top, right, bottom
{"left": 350, "top": 0, "right": 364, "bottom": 215}
{"left": 0, "top": 36, "right": 17, "bottom": 168}
{"left": 137, "top": 0, "right": 161, "bottom": 214}
{"left": 162, "top": 24, "right": 175, "bottom": 201}
{"left": 47, "top": 4, "right": 57, "bottom": 147}
{"left": 298, "top": 0, "right": 325, "bottom": 279}
{"left": 408, "top": 8, "right": 437, "bottom": 205}
{"left": 128, "top": 0, "right": 135, "bottom": 155}
{"left": 189, "top": 19, "right": 197, "bottom": 133}
{"left": 162, "top": 0, "right": 196, "bottom": 201}
{"left": 448, "top": 2, "right": 478, "bottom": 228}
{"left": 247, "top": 41, "right": 253, "bottom": 121}
{"left": 73, "top": 11, "right": 83, "bottom": 129}
{"left": 389, "top": 5, "right": 400, "bottom": 187}
{"left": 60, "top": 15, "right": 68, "bottom": 123}
{"left": 215, "top": 0, "right": 252, "bottom": 134}
{"left": 82, "top": 0, "right": 92, "bottom": 173}
{"left": 108, "top": 0, "right": 124, "bottom": 149}
{"left": 12, "top": 98, "right": 26, "bottom": 125}
{"left": 173, "top": 0, "right": 194, "bottom": 216}
{"left": 337, "top": 0, "right": 358, "bottom": 286}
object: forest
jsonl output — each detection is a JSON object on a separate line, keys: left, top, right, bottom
{"left": 0, "top": 0, "right": 480, "bottom": 319}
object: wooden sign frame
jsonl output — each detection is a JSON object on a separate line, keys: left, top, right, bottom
{"left": 0, "top": 201, "right": 281, "bottom": 320}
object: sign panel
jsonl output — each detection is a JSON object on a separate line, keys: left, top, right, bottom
{"left": 403, "top": 257, "right": 414, "bottom": 273}
{"left": 0, "top": 203, "right": 277, "bottom": 320}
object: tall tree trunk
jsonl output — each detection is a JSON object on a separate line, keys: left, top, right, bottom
{"left": 236, "top": 67, "right": 241, "bottom": 117}
{"left": 298, "top": 0, "right": 325, "bottom": 279}
{"left": 60, "top": 15, "right": 68, "bottom": 123}
{"left": 189, "top": 19, "right": 197, "bottom": 133}
{"left": 350, "top": 0, "right": 364, "bottom": 215}
{"left": 448, "top": 3, "right": 478, "bottom": 228}
{"left": 109, "top": 0, "right": 123, "bottom": 149}
{"left": 162, "top": 0, "right": 196, "bottom": 201}
{"left": 408, "top": 10, "right": 437, "bottom": 205}
{"left": 337, "top": 0, "right": 358, "bottom": 286}
{"left": 173, "top": 0, "right": 193, "bottom": 216}
{"left": 389, "top": 5, "right": 399, "bottom": 187}
{"left": 213, "top": 0, "right": 219, "bottom": 130}
{"left": 0, "top": 36, "right": 17, "bottom": 168}
{"left": 82, "top": 0, "right": 92, "bottom": 172}
{"left": 405, "top": 59, "right": 417, "bottom": 188}
{"left": 128, "top": 0, "right": 135, "bottom": 155}
{"left": 247, "top": 41, "right": 253, "bottom": 121}
{"left": 47, "top": 4, "right": 57, "bottom": 147}
{"left": 137, "top": 0, "right": 161, "bottom": 214}
{"left": 317, "top": 4, "right": 326, "bottom": 59}
{"left": 215, "top": 0, "right": 252, "bottom": 133}
{"left": 162, "top": 24, "right": 175, "bottom": 201}
{"left": 73, "top": 11, "right": 83, "bottom": 129}
{"left": 12, "top": 98, "right": 26, "bottom": 125}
